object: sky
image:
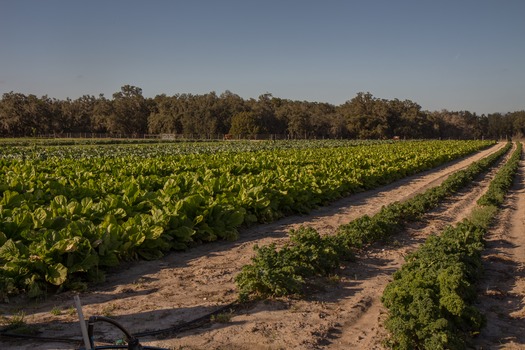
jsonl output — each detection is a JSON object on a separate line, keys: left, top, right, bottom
{"left": 1, "top": 0, "right": 524, "bottom": 114}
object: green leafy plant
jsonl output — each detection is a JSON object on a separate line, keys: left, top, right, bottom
{"left": 382, "top": 222, "right": 486, "bottom": 350}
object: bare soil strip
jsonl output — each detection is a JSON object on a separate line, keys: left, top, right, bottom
{"left": 0, "top": 142, "right": 509, "bottom": 350}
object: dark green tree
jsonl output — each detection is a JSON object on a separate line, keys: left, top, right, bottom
{"left": 229, "top": 111, "right": 260, "bottom": 136}
{"left": 0, "top": 92, "right": 53, "bottom": 136}
{"left": 339, "top": 92, "right": 389, "bottom": 139}
{"left": 58, "top": 95, "right": 97, "bottom": 133}
{"left": 107, "top": 85, "right": 150, "bottom": 135}
{"left": 0, "top": 92, "right": 33, "bottom": 135}
{"left": 148, "top": 94, "right": 184, "bottom": 134}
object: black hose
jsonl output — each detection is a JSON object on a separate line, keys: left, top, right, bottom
{"left": 88, "top": 315, "right": 134, "bottom": 342}
{"left": 132, "top": 301, "right": 240, "bottom": 338}
{"left": 0, "top": 331, "right": 82, "bottom": 343}
{"left": 87, "top": 315, "right": 158, "bottom": 350}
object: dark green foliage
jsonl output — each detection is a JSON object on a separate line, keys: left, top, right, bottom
{"left": 286, "top": 227, "right": 341, "bottom": 276}
{"left": 382, "top": 222, "right": 486, "bottom": 350}
{"left": 478, "top": 142, "right": 522, "bottom": 207}
{"left": 235, "top": 227, "right": 341, "bottom": 299}
{"left": 3, "top": 88, "right": 522, "bottom": 140}
{"left": 235, "top": 243, "right": 304, "bottom": 300}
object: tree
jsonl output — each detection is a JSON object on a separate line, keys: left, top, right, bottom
{"left": 107, "top": 85, "right": 150, "bottom": 135}
{"left": 147, "top": 94, "right": 183, "bottom": 134}
{"left": 250, "top": 93, "right": 282, "bottom": 134}
{"left": 58, "top": 95, "right": 97, "bottom": 133}
{"left": 309, "top": 102, "right": 338, "bottom": 138}
{"left": 176, "top": 93, "right": 224, "bottom": 135}
{"left": 0, "top": 92, "right": 52, "bottom": 136}
{"left": 389, "top": 99, "right": 431, "bottom": 139}
{"left": 218, "top": 90, "right": 247, "bottom": 133}
{"left": 229, "top": 111, "right": 260, "bottom": 136}
{"left": 91, "top": 94, "right": 112, "bottom": 133}
{"left": 339, "top": 92, "right": 390, "bottom": 139}
{"left": 510, "top": 111, "right": 525, "bottom": 139}
{"left": 327, "top": 112, "right": 348, "bottom": 138}
{"left": 0, "top": 92, "right": 32, "bottom": 135}
{"left": 192, "top": 92, "right": 221, "bottom": 135}
{"left": 0, "top": 87, "right": 521, "bottom": 139}
{"left": 284, "top": 102, "right": 311, "bottom": 138}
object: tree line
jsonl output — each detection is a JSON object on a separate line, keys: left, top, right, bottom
{"left": 0, "top": 85, "right": 523, "bottom": 139}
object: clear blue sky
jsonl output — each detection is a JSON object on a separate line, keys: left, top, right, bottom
{"left": 1, "top": 0, "right": 524, "bottom": 114}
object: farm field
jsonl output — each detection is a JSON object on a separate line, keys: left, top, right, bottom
{"left": 0, "top": 139, "right": 492, "bottom": 298}
{"left": 1, "top": 140, "right": 524, "bottom": 349}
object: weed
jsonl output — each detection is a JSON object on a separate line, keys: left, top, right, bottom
{"left": 51, "top": 306, "right": 62, "bottom": 316}
{"left": 0, "top": 311, "right": 38, "bottom": 334}
{"left": 391, "top": 239, "right": 402, "bottom": 247}
{"left": 326, "top": 274, "right": 341, "bottom": 284}
{"left": 7, "top": 311, "right": 26, "bottom": 328}
{"left": 67, "top": 306, "right": 77, "bottom": 316}
{"left": 210, "top": 311, "right": 232, "bottom": 323}
{"left": 101, "top": 303, "right": 117, "bottom": 317}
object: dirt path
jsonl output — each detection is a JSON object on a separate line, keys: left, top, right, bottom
{"left": 0, "top": 142, "right": 509, "bottom": 350}
{"left": 472, "top": 151, "right": 525, "bottom": 350}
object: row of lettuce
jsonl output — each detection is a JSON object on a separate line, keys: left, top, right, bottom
{"left": 0, "top": 139, "right": 389, "bottom": 159}
{"left": 0, "top": 140, "right": 493, "bottom": 298}
{"left": 235, "top": 141, "right": 520, "bottom": 348}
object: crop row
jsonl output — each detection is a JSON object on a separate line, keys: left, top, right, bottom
{"left": 381, "top": 142, "right": 522, "bottom": 349}
{"left": 0, "top": 140, "right": 493, "bottom": 298}
{"left": 0, "top": 139, "right": 391, "bottom": 160}
{"left": 235, "top": 142, "right": 511, "bottom": 299}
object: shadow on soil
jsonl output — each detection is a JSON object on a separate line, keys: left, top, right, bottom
{"left": 473, "top": 238, "right": 525, "bottom": 348}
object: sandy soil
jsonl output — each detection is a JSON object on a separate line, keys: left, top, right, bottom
{"left": 1, "top": 142, "right": 523, "bottom": 350}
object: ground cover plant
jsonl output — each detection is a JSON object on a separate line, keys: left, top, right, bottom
{"left": 0, "top": 139, "right": 494, "bottom": 298}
